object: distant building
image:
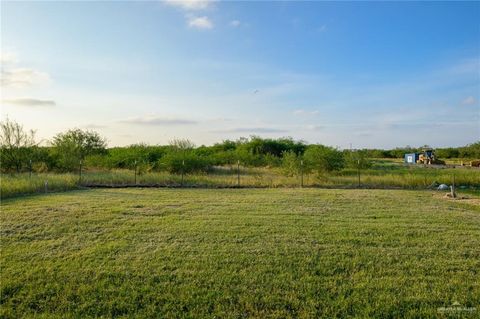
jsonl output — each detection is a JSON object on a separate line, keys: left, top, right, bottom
{"left": 404, "top": 153, "right": 418, "bottom": 164}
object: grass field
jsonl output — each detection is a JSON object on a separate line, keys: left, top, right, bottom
{"left": 1, "top": 188, "right": 479, "bottom": 318}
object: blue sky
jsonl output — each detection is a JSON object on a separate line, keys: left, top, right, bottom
{"left": 1, "top": 0, "right": 479, "bottom": 148}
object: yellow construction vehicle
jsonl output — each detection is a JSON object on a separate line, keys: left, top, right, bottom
{"left": 416, "top": 148, "right": 445, "bottom": 165}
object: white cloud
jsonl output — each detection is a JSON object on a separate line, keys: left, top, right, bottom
{"left": 84, "top": 124, "right": 107, "bottom": 129}
{"left": 462, "top": 96, "right": 476, "bottom": 105}
{"left": 293, "top": 109, "right": 319, "bottom": 116}
{"left": 449, "top": 58, "right": 480, "bottom": 75}
{"left": 2, "top": 98, "right": 56, "bottom": 107}
{"left": 188, "top": 16, "right": 213, "bottom": 29}
{"left": 1, "top": 68, "right": 51, "bottom": 88}
{"left": 317, "top": 25, "right": 327, "bottom": 33}
{"left": 1, "top": 52, "right": 50, "bottom": 88}
{"left": 0, "top": 52, "right": 18, "bottom": 65}
{"left": 212, "top": 127, "right": 288, "bottom": 133}
{"left": 306, "top": 125, "right": 323, "bottom": 131}
{"left": 164, "top": 0, "right": 215, "bottom": 11}
{"left": 230, "top": 20, "right": 241, "bottom": 27}
{"left": 118, "top": 116, "right": 198, "bottom": 126}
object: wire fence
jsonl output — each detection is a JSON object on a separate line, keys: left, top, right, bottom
{"left": 2, "top": 160, "right": 479, "bottom": 199}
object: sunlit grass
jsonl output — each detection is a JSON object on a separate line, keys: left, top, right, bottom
{"left": 1, "top": 188, "right": 479, "bottom": 318}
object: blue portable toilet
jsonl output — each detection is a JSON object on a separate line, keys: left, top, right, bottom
{"left": 404, "top": 153, "right": 418, "bottom": 164}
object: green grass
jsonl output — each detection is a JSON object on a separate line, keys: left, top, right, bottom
{"left": 0, "top": 173, "right": 79, "bottom": 199}
{"left": 1, "top": 188, "right": 479, "bottom": 318}
{"left": 2, "top": 164, "right": 479, "bottom": 199}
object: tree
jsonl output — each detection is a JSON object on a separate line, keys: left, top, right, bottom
{"left": 344, "top": 150, "right": 372, "bottom": 169}
{"left": 303, "top": 145, "right": 344, "bottom": 174}
{"left": 281, "top": 150, "right": 301, "bottom": 177}
{"left": 0, "top": 118, "right": 38, "bottom": 172}
{"left": 51, "top": 129, "right": 107, "bottom": 170}
{"left": 169, "top": 138, "right": 195, "bottom": 151}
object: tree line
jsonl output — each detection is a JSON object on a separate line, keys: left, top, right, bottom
{"left": 1, "top": 118, "right": 479, "bottom": 175}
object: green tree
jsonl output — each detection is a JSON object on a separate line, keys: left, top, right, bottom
{"left": 51, "top": 129, "right": 107, "bottom": 170}
{"left": 344, "top": 150, "right": 372, "bottom": 169}
{"left": 281, "top": 150, "right": 301, "bottom": 177}
{"left": 303, "top": 145, "right": 344, "bottom": 174}
{"left": 0, "top": 118, "right": 38, "bottom": 172}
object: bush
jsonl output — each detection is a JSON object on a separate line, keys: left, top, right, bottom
{"left": 344, "top": 150, "right": 372, "bottom": 169}
{"left": 51, "top": 129, "right": 107, "bottom": 171}
{"left": 158, "top": 152, "right": 212, "bottom": 174}
{"left": 281, "top": 151, "right": 301, "bottom": 177}
{"left": 303, "top": 145, "right": 344, "bottom": 174}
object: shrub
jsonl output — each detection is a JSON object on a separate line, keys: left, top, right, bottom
{"left": 158, "top": 152, "right": 212, "bottom": 174}
{"left": 281, "top": 151, "right": 301, "bottom": 177}
{"left": 344, "top": 150, "right": 372, "bottom": 169}
{"left": 303, "top": 145, "right": 344, "bottom": 174}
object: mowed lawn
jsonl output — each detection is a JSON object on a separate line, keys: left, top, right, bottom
{"left": 1, "top": 189, "right": 479, "bottom": 318}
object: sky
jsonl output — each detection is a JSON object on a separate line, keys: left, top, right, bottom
{"left": 1, "top": 0, "right": 479, "bottom": 149}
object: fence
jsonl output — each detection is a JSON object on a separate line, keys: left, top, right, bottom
{"left": 1, "top": 159, "right": 479, "bottom": 199}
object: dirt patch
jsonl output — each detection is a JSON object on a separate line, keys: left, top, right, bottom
{"left": 432, "top": 192, "right": 480, "bottom": 206}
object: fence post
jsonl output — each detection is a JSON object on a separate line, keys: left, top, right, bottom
{"left": 44, "top": 180, "right": 48, "bottom": 193}
{"left": 181, "top": 160, "right": 184, "bottom": 187}
{"left": 29, "top": 159, "right": 32, "bottom": 178}
{"left": 357, "top": 159, "right": 361, "bottom": 187}
{"left": 134, "top": 160, "right": 137, "bottom": 185}
{"left": 237, "top": 160, "right": 240, "bottom": 187}
{"left": 300, "top": 160, "right": 304, "bottom": 188}
{"left": 79, "top": 160, "right": 83, "bottom": 184}
{"left": 451, "top": 174, "right": 456, "bottom": 198}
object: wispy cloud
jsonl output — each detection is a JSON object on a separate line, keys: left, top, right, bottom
{"left": 84, "top": 124, "right": 107, "bottom": 129}
{"left": 305, "top": 125, "right": 323, "bottom": 131}
{"left": 462, "top": 96, "right": 477, "bottom": 105}
{"left": 449, "top": 58, "right": 480, "bottom": 75}
{"left": 164, "top": 0, "right": 215, "bottom": 11}
{"left": 230, "top": 20, "right": 241, "bottom": 27}
{"left": 293, "top": 109, "right": 319, "bottom": 116}
{"left": 1, "top": 68, "right": 50, "bottom": 88}
{"left": 212, "top": 127, "right": 288, "bottom": 133}
{"left": 2, "top": 98, "right": 56, "bottom": 107}
{"left": 0, "top": 52, "right": 18, "bottom": 65}
{"left": 188, "top": 16, "right": 214, "bottom": 29}
{"left": 118, "top": 116, "right": 198, "bottom": 126}
{"left": 317, "top": 25, "right": 327, "bottom": 33}
{"left": 1, "top": 51, "right": 51, "bottom": 88}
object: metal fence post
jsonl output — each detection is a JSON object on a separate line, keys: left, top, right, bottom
{"left": 134, "top": 160, "right": 137, "bottom": 185}
{"left": 181, "top": 160, "right": 184, "bottom": 187}
{"left": 300, "top": 160, "right": 304, "bottom": 188}
{"left": 237, "top": 160, "right": 240, "bottom": 187}
{"left": 357, "top": 159, "right": 361, "bottom": 187}
{"left": 29, "top": 159, "right": 32, "bottom": 178}
{"left": 79, "top": 160, "right": 83, "bottom": 184}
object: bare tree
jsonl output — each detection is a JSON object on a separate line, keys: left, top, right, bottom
{"left": 0, "top": 118, "right": 38, "bottom": 172}
{"left": 169, "top": 138, "right": 195, "bottom": 151}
